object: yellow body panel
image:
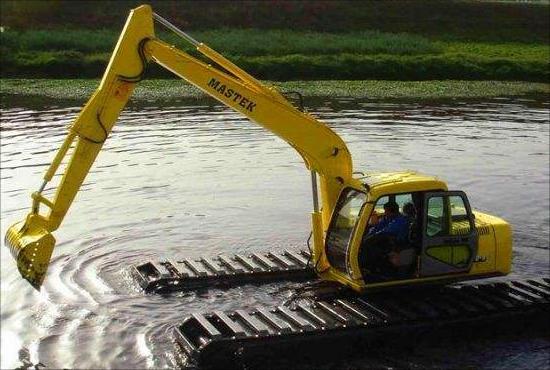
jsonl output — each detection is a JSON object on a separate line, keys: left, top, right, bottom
{"left": 475, "top": 211, "right": 512, "bottom": 275}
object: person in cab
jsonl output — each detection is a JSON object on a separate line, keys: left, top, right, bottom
{"left": 362, "top": 201, "right": 411, "bottom": 275}
{"left": 368, "top": 201, "right": 410, "bottom": 242}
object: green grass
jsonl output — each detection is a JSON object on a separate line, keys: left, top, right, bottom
{"left": 1, "top": 29, "right": 548, "bottom": 81}
{"left": 4, "top": 28, "right": 547, "bottom": 58}
{"left": 2, "top": 79, "right": 548, "bottom": 104}
{"left": 439, "top": 42, "right": 549, "bottom": 61}
{"left": 1, "top": 29, "right": 442, "bottom": 56}
{"left": 233, "top": 54, "right": 548, "bottom": 81}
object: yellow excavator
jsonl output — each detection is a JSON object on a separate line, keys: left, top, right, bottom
{"left": 5, "top": 5, "right": 512, "bottom": 292}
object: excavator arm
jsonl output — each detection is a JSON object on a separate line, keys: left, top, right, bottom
{"left": 5, "top": 5, "right": 353, "bottom": 289}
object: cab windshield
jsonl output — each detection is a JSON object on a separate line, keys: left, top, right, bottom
{"left": 325, "top": 188, "right": 367, "bottom": 272}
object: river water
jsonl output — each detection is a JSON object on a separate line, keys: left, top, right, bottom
{"left": 1, "top": 95, "right": 548, "bottom": 369}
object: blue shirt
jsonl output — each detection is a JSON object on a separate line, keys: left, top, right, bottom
{"left": 368, "top": 214, "right": 410, "bottom": 243}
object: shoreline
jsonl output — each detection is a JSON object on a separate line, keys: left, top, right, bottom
{"left": 1, "top": 79, "right": 549, "bottom": 106}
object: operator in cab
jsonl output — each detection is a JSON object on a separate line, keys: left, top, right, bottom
{"left": 368, "top": 201, "right": 409, "bottom": 242}
{"left": 361, "top": 201, "right": 410, "bottom": 275}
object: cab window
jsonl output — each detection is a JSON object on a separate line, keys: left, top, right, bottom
{"left": 426, "top": 196, "right": 445, "bottom": 236}
{"left": 369, "top": 193, "right": 414, "bottom": 226}
{"left": 450, "top": 195, "right": 471, "bottom": 235}
{"left": 426, "top": 195, "right": 472, "bottom": 237}
{"left": 325, "top": 189, "right": 367, "bottom": 272}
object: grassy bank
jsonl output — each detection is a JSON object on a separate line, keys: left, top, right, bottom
{"left": 2, "top": 1, "right": 547, "bottom": 81}
{"left": 2, "top": 79, "right": 548, "bottom": 104}
{"left": 1, "top": 29, "right": 548, "bottom": 81}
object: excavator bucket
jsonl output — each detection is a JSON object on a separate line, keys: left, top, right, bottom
{"left": 4, "top": 216, "right": 56, "bottom": 290}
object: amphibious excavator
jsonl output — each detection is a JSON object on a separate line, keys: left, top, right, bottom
{"left": 7, "top": 6, "right": 549, "bottom": 368}
{"left": 5, "top": 5, "right": 512, "bottom": 294}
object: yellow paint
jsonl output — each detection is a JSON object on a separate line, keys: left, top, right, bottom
{"left": 477, "top": 212, "right": 512, "bottom": 275}
{"left": 426, "top": 245, "right": 471, "bottom": 266}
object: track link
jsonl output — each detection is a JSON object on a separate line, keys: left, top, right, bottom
{"left": 174, "top": 278, "right": 550, "bottom": 368}
{"left": 132, "top": 249, "right": 314, "bottom": 293}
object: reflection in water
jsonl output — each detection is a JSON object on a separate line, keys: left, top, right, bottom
{"left": 1, "top": 97, "right": 549, "bottom": 369}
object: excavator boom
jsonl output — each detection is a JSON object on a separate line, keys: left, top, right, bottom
{"left": 5, "top": 5, "right": 352, "bottom": 289}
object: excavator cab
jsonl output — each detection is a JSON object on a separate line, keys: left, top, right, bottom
{"left": 357, "top": 190, "right": 478, "bottom": 281}
{"left": 322, "top": 172, "right": 511, "bottom": 292}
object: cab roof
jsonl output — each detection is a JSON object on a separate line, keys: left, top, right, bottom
{"left": 358, "top": 171, "right": 448, "bottom": 195}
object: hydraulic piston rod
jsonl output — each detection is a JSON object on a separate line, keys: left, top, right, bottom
{"left": 311, "top": 170, "right": 319, "bottom": 212}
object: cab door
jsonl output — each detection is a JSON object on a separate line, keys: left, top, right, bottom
{"left": 420, "top": 191, "right": 478, "bottom": 277}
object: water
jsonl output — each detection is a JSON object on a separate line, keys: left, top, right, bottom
{"left": 1, "top": 96, "right": 548, "bottom": 369}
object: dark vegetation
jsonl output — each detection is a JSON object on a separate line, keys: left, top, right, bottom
{"left": 3, "top": 1, "right": 548, "bottom": 42}
{"left": 1, "top": 1, "right": 548, "bottom": 81}
{"left": 2, "top": 79, "right": 547, "bottom": 104}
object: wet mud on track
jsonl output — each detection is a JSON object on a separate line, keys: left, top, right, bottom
{"left": 1, "top": 95, "right": 548, "bottom": 369}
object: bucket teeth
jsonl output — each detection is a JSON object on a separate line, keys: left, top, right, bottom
{"left": 4, "top": 220, "right": 56, "bottom": 290}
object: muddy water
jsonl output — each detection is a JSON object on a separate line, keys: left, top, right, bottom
{"left": 1, "top": 96, "right": 548, "bottom": 369}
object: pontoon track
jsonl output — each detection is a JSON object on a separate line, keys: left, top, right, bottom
{"left": 132, "top": 249, "right": 314, "bottom": 293}
{"left": 174, "top": 278, "right": 550, "bottom": 369}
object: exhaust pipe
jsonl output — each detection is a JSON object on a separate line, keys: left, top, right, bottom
{"left": 5, "top": 215, "right": 56, "bottom": 290}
